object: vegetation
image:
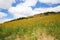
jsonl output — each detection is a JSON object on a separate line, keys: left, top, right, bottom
{"left": 0, "top": 12, "right": 60, "bottom": 40}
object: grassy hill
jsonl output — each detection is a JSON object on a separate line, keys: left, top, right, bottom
{"left": 0, "top": 12, "right": 60, "bottom": 40}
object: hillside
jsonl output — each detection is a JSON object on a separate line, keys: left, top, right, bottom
{"left": 0, "top": 12, "right": 60, "bottom": 40}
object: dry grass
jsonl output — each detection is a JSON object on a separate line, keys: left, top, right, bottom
{"left": 0, "top": 13, "right": 60, "bottom": 40}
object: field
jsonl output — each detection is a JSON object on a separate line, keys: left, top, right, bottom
{"left": 0, "top": 12, "right": 60, "bottom": 40}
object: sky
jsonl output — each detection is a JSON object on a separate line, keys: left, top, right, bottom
{"left": 0, "top": 0, "right": 60, "bottom": 23}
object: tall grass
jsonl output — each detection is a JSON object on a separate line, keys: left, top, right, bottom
{"left": 0, "top": 22, "right": 60, "bottom": 40}
{"left": 46, "top": 21, "right": 60, "bottom": 40}
{"left": 0, "top": 14, "right": 60, "bottom": 40}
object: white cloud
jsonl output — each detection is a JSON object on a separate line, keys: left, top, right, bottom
{"left": 9, "top": 0, "right": 38, "bottom": 19}
{"left": 1, "top": 5, "right": 60, "bottom": 23}
{"left": 33, "top": 6, "right": 60, "bottom": 14}
{"left": 0, "top": 0, "right": 38, "bottom": 23}
{"left": 0, "top": 0, "right": 60, "bottom": 24}
{"left": 39, "top": 0, "right": 60, "bottom": 4}
{"left": 0, "top": 12, "right": 9, "bottom": 23}
{"left": 0, "top": 12, "right": 7, "bottom": 18}
{"left": 0, "top": 18, "right": 13, "bottom": 24}
{"left": 0, "top": 0, "right": 15, "bottom": 9}
{"left": 9, "top": 0, "right": 60, "bottom": 20}
{"left": 51, "top": 6, "right": 60, "bottom": 12}
{"left": 9, "top": 6, "right": 33, "bottom": 19}
{"left": 19, "top": 0, "right": 38, "bottom": 6}
{"left": 9, "top": 5, "right": 60, "bottom": 20}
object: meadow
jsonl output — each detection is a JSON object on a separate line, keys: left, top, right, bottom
{"left": 0, "top": 12, "right": 60, "bottom": 40}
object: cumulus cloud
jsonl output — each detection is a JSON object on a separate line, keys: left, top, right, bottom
{"left": 0, "top": 0, "right": 60, "bottom": 23}
{"left": 0, "top": 12, "right": 7, "bottom": 18}
{"left": 0, "top": 18, "right": 13, "bottom": 24}
{"left": 9, "top": 0, "right": 38, "bottom": 19}
{"left": 20, "top": 0, "right": 38, "bottom": 6}
{"left": 0, "top": 0, "right": 15, "bottom": 9}
{"left": 0, "top": 12, "right": 8, "bottom": 23}
{"left": 39, "top": 0, "right": 60, "bottom": 4}
{"left": 9, "top": 4, "right": 60, "bottom": 19}
{"left": 33, "top": 6, "right": 60, "bottom": 14}
{"left": 9, "top": 6, "right": 33, "bottom": 19}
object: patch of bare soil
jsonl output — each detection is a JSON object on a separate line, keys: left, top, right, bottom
{"left": 15, "top": 34, "right": 54, "bottom": 40}
{"left": 15, "top": 30, "right": 54, "bottom": 40}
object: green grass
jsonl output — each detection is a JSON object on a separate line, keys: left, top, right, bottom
{"left": 0, "top": 13, "right": 60, "bottom": 40}
{"left": 0, "top": 22, "right": 60, "bottom": 40}
{"left": 46, "top": 21, "right": 60, "bottom": 40}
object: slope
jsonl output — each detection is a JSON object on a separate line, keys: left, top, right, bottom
{"left": 0, "top": 12, "right": 60, "bottom": 40}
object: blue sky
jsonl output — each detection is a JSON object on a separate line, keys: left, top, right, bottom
{"left": 12, "top": 0, "right": 60, "bottom": 8}
{"left": 0, "top": 0, "right": 60, "bottom": 23}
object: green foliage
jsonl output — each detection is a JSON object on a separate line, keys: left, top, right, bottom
{"left": 46, "top": 22, "right": 60, "bottom": 40}
{"left": 0, "top": 22, "right": 60, "bottom": 40}
{"left": 0, "top": 13, "right": 60, "bottom": 40}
